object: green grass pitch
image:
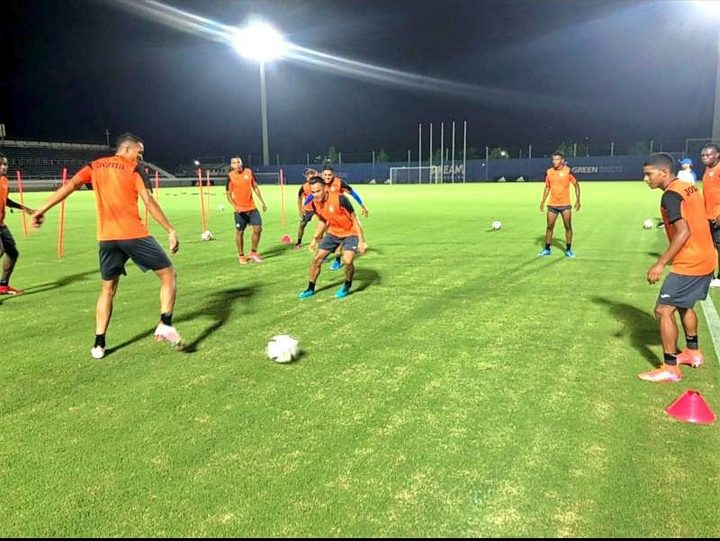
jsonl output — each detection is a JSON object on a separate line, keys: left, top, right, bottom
{"left": 1, "top": 182, "right": 719, "bottom": 536}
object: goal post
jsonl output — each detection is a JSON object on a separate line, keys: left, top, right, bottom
{"left": 388, "top": 166, "right": 441, "bottom": 184}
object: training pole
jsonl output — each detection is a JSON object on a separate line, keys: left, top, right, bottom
{"left": 205, "top": 170, "right": 211, "bottom": 223}
{"left": 280, "top": 168, "right": 286, "bottom": 227}
{"left": 58, "top": 168, "right": 67, "bottom": 257}
{"left": 154, "top": 171, "right": 160, "bottom": 200}
{"left": 15, "top": 171, "right": 28, "bottom": 239}
{"left": 198, "top": 168, "right": 207, "bottom": 232}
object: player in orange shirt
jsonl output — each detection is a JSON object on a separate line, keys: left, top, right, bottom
{"left": 298, "top": 177, "right": 367, "bottom": 299}
{"left": 538, "top": 152, "right": 581, "bottom": 257}
{"left": 699, "top": 143, "right": 720, "bottom": 287}
{"left": 295, "top": 168, "right": 318, "bottom": 249}
{"left": 225, "top": 157, "right": 268, "bottom": 264}
{"left": 31, "top": 133, "right": 183, "bottom": 359}
{"left": 639, "top": 153, "right": 715, "bottom": 382}
{"left": 0, "top": 152, "right": 36, "bottom": 295}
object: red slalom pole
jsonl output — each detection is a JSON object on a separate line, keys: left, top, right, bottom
{"left": 198, "top": 168, "right": 207, "bottom": 232}
{"left": 15, "top": 171, "right": 29, "bottom": 239}
{"left": 205, "top": 171, "right": 211, "bottom": 223}
{"left": 58, "top": 168, "right": 67, "bottom": 258}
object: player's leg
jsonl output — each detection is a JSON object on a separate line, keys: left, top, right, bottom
{"left": 335, "top": 236, "right": 359, "bottom": 298}
{"left": 639, "top": 274, "right": 685, "bottom": 382}
{"left": 330, "top": 245, "right": 344, "bottom": 271}
{"left": 299, "top": 235, "right": 340, "bottom": 298}
{"left": 296, "top": 211, "right": 313, "bottom": 249}
{"left": 676, "top": 307, "right": 704, "bottom": 368}
{"left": 92, "top": 241, "right": 128, "bottom": 359}
{"left": 0, "top": 227, "right": 22, "bottom": 294}
{"left": 710, "top": 223, "right": 720, "bottom": 287}
{"left": 539, "top": 209, "right": 558, "bottom": 255}
{"left": 249, "top": 210, "right": 263, "bottom": 263}
{"left": 122, "top": 237, "right": 183, "bottom": 350}
{"left": 561, "top": 208, "right": 574, "bottom": 257}
{"left": 234, "top": 212, "right": 248, "bottom": 264}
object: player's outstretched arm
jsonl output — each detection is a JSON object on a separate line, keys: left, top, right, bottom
{"left": 253, "top": 184, "right": 268, "bottom": 212}
{"left": 539, "top": 186, "right": 550, "bottom": 211}
{"left": 574, "top": 182, "right": 581, "bottom": 211}
{"left": 352, "top": 214, "right": 367, "bottom": 254}
{"left": 31, "top": 176, "right": 85, "bottom": 227}
{"left": 309, "top": 220, "right": 328, "bottom": 252}
{"left": 139, "top": 187, "right": 179, "bottom": 253}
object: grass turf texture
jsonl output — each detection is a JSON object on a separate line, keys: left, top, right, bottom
{"left": 1, "top": 182, "right": 719, "bottom": 536}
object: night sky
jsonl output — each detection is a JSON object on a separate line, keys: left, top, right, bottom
{"left": 0, "top": 0, "right": 717, "bottom": 167}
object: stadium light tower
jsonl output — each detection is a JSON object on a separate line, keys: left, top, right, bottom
{"left": 232, "top": 21, "right": 288, "bottom": 166}
{"left": 695, "top": 1, "right": 720, "bottom": 141}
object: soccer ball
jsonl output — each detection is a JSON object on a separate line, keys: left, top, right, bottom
{"left": 201, "top": 230, "right": 214, "bottom": 241}
{"left": 267, "top": 335, "right": 299, "bottom": 364}
{"left": 491, "top": 221, "right": 502, "bottom": 231}
{"left": 642, "top": 219, "right": 654, "bottom": 229}
{"left": 218, "top": 204, "right": 225, "bottom": 212}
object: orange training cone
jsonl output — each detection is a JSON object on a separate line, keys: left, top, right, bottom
{"left": 281, "top": 234, "right": 292, "bottom": 244}
{"left": 665, "top": 390, "right": 716, "bottom": 424}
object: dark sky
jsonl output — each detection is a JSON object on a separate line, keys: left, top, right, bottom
{"left": 0, "top": 0, "right": 717, "bottom": 167}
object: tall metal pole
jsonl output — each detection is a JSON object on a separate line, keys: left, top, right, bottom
{"left": 485, "top": 146, "right": 489, "bottom": 181}
{"left": 260, "top": 62, "right": 270, "bottom": 166}
{"left": 418, "top": 123, "right": 422, "bottom": 184}
{"left": 462, "top": 120, "right": 467, "bottom": 183}
{"left": 429, "top": 123, "right": 433, "bottom": 182}
{"left": 451, "top": 121, "right": 456, "bottom": 183}
{"left": 440, "top": 122, "right": 444, "bottom": 185}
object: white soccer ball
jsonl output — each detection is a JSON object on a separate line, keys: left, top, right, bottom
{"left": 491, "top": 221, "right": 502, "bottom": 231}
{"left": 201, "top": 230, "right": 214, "bottom": 241}
{"left": 642, "top": 219, "right": 654, "bottom": 229}
{"left": 218, "top": 204, "right": 225, "bottom": 212}
{"left": 267, "top": 335, "right": 299, "bottom": 364}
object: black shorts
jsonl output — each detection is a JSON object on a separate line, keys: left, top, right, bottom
{"left": 99, "top": 236, "right": 172, "bottom": 281}
{"left": 319, "top": 234, "right": 359, "bottom": 253}
{"left": 548, "top": 205, "right": 572, "bottom": 214}
{"left": 0, "top": 226, "right": 19, "bottom": 260}
{"left": 657, "top": 272, "right": 713, "bottom": 309}
{"left": 300, "top": 210, "right": 315, "bottom": 227}
{"left": 234, "top": 209, "right": 262, "bottom": 231}
{"left": 709, "top": 220, "right": 720, "bottom": 245}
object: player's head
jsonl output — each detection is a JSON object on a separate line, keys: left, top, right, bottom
{"left": 0, "top": 152, "right": 7, "bottom": 175}
{"left": 643, "top": 153, "right": 676, "bottom": 189}
{"left": 231, "top": 157, "right": 244, "bottom": 171}
{"left": 679, "top": 158, "right": 693, "bottom": 170}
{"left": 304, "top": 168, "right": 318, "bottom": 180}
{"left": 551, "top": 152, "right": 565, "bottom": 169}
{"left": 700, "top": 144, "right": 720, "bottom": 168}
{"left": 322, "top": 166, "right": 334, "bottom": 183}
{"left": 309, "top": 176, "right": 327, "bottom": 200}
{"left": 115, "top": 132, "right": 144, "bottom": 162}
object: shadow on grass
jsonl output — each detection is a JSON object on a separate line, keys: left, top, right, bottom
{"left": 534, "top": 235, "right": 567, "bottom": 251}
{"left": 261, "top": 242, "right": 295, "bottom": 260}
{"left": 592, "top": 296, "right": 659, "bottom": 366}
{"left": 0, "top": 269, "right": 97, "bottom": 305}
{"left": 105, "top": 285, "right": 260, "bottom": 356}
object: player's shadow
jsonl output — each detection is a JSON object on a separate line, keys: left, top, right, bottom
{"left": 592, "top": 296, "right": 659, "bottom": 366}
{"left": 647, "top": 251, "right": 662, "bottom": 258}
{"left": 262, "top": 243, "right": 295, "bottom": 260}
{"left": 534, "top": 235, "right": 567, "bottom": 251}
{"left": 105, "top": 285, "right": 259, "bottom": 356}
{"left": 0, "top": 269, "right": 97, "bottom": 304}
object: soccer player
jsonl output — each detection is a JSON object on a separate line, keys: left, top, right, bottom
{"left": 538, "top": 152, "right": 581, "bottom": 257}
{"left": 298, "top": 176, "right": 367, "bottom": 299}
{"left": 295, "top": 168, "right": 318, "bottom": 249}
{"left": 677, "top": 158, "right": 696, "bottom": 184}
{"left": 639, "top": 153, "right": 714, "bottom": 383}
{"left": 30, "top": 133, "right": 183, "bottom": 359}
{"left": 0, "top": 152, "right": 35, "bottom": 295}
{"left": 700, "top": 144, "right": 720, "bottom": 287}
{"left": 225, "top": 156, "right": 268, "bottom": 264}
{"left": 306, "top": 166, "right": 369, "bottom": 270}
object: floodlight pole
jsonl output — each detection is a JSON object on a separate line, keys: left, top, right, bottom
{"left": 260, "top": 61, "right": 270, "bottom": 166}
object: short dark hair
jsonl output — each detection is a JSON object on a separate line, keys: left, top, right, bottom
{"left": 702, "top": 144, "right": 720, "bottom": 153}
{"left": 644, "top": 152, "right": 676, "bottom": 174}
{"left": 322, "top": 166, "right": 334, "bottom": 173}
{"left": 552, "top": 152, "right": 565, "bottom": 159}
{"left": 0, "top": 152, "right": 6, "bottom": 160}
{"left": 309, "top": 176, "right": 325, "bottom": 186}
{"left": 115, "top": 132, "right": 143, "bottom": 148}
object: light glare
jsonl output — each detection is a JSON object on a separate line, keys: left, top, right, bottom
{"left": 233, "top": 22, "right": 288, "bottom": 62}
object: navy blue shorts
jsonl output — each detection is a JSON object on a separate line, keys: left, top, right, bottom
{"left": 319, "top": 234, "right": 359, "bottom": 253}
{"left": 99, "top": 236, "right": 172, "bottom": 281}
{"left": 548, "top": 205, "right": 572, "bottom": 214}
{"left": 234, "top": 209, "right": 262, "bottom": 231}
{"left": 657, "top": 272, "right": 712, "bottom": 309}
{"left": 300, "top": 210, "right": 315, "bottom": 227}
